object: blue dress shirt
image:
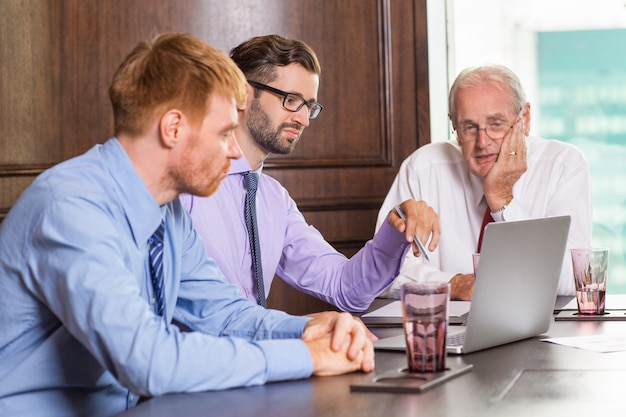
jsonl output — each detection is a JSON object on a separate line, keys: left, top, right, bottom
{"left": 0, "top": 138, "right": 312, "bottom": 417}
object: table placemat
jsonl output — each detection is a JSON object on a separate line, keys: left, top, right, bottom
{"left": 555, "top": 310, "right": 626, "bottom": 321}
{"left": 350, "top": 362, "right": 473, "bottom": 394}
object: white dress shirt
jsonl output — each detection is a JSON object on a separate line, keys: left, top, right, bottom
{"left": 376, "top": 136, "right": 592, "bottom": 297}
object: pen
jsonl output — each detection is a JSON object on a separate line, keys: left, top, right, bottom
{"left": 394, "top": 204, "right": 430, "bottom": 262}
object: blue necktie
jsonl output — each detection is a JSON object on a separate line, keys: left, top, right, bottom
{"left": 243, "top": 172, "right": 267, "bottom": 307}
{"left": 148, "top": 221, "right": 165, "bottom": 316}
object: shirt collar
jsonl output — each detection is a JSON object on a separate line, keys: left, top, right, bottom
{"left": 101, "top": 137, "right": 164, "bottom": 246}
{"left": 469, "top": 173, "right": 486, "bottom": 209}
{"left": 228, "top": 154, "right": 263, "bottom": 175}
{"left": 449, "top": 142, "right": 485, "bottom": 208}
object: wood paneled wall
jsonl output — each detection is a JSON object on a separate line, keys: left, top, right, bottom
{"left": 0, "top": 0, "right": 429, "bottom": 315}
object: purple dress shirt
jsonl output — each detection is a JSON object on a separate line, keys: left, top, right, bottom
{"left": 180, "top": 156, "right": 410, "bottom": 312}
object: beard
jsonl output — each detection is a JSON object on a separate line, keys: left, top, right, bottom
{"left": 247, "top": 98, "right": 302, "bottom": 155}
{"left": 171, "top": 146, "right": 231, "bottom": 198}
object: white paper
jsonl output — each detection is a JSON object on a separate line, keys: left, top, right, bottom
{"left": 362, "top": 300, "right": 471, "bottom": 318}
{"left": 543, "top": 334, "right": 626, "bottom": 353}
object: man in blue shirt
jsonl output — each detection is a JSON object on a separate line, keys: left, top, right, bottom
{"left": 0, "top": 33, "right": 387, "bottom": 417}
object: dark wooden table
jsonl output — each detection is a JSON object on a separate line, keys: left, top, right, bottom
{"left": 116, "top": 301, "right": 626, "bottom": 417}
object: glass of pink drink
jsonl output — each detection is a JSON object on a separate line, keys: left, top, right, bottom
{"left": 400, "top": 282, "right": 450, "bottom": 373}
{"left": 571, "top": 248, "right": 609, "bottom": 315}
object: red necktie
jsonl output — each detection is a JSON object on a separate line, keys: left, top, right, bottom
{"left": 477, "top": 207, "right": 494, "bottom": 253}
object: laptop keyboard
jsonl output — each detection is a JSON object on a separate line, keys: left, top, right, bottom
{"left": 447, "top": 331, "right": 466, "bottom": 347}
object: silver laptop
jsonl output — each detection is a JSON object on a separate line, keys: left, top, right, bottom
{"left": 374, "top": 215, "right": 571, "bottom": 355}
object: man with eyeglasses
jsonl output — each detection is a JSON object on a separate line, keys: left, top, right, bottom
{"left": 180, "top": 34, "right": 440, "bottom": 312}
{"left": 376, "top": 64, "right": 591, "bottom": 301}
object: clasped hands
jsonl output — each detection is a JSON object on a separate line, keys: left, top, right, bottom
{"left": 302, "top": 311, "right": 376, "bottom": 376}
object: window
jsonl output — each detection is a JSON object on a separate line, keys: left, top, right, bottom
{"left": 428, "top": 0, "right": 626, "bottom": 293}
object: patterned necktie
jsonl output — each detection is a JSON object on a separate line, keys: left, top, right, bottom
{"left": 477, "top": 206, "right": 494, "bottom": 253}
{"left": 148, "top": 221, "right": 166, "bottom": 316}
{"left": 243, "top": 171, "right": 267, "bottom": 307}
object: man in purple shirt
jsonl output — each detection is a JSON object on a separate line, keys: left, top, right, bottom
{"left": 180, "top": 35, "right": 439, "bottom": 312}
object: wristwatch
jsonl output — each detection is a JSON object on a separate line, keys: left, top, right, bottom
{"left": 490, "top": 196, "right": 513, "bottom": 215}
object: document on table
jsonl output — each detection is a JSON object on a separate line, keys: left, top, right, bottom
{"left": 543, "top": 334, "right": 626, "bottom": 353}
{"left": 362, "top": 300, "right": 471, "bottom": 320}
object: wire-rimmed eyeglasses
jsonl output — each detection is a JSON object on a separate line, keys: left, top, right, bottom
{"left": 248, "top": 80, "right": 323, "bottom": 119}
{"left": 455, "top": 109, "right": 523, "bottom": 142}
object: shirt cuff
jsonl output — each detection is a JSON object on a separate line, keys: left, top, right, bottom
{"left": 491, "top": 209, "right": 505, "bottom": 222}
{"left": 490, "top": 196, "right": 513, "bottom": 221}
{"left": 373, "top": 220, "right": 411, "bottom": 256}
{"left": 257, "top": 338, "right": 313, "bottom": 382}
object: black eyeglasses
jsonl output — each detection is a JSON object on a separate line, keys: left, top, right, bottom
{"left": 248, "top": 80, "right": 323, "bottom": 119}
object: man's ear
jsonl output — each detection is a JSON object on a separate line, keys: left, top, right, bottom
{"left": 159, "top": 109, "right": 183, "bottom": 148}
{"left": 522, "top": 102, "right": 531, "bottom": 136}
{"left": 245, "top": 82, "right": 256, "bottom": 106}
{"left": 448, "top": 114, "right": 460, "bottom": 145}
